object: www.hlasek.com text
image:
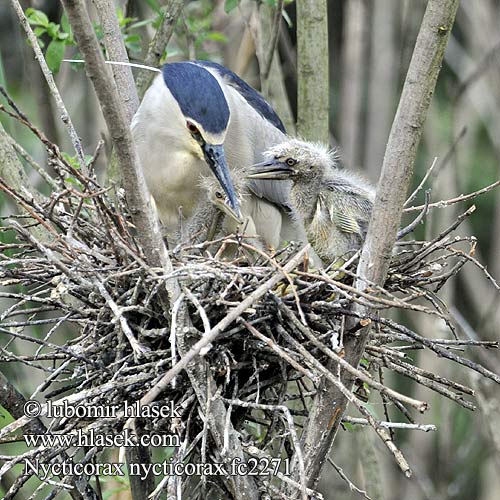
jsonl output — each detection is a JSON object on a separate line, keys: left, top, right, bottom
{"left": 24, "top": 428, "right": 180, "bottom": 448}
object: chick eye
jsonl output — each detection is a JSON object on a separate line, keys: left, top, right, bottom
{"left": 215, "top": 191, "right": 224, "bottom": 200}
{"left": 186, "top": 121, "right": 199, "bottom": 134}
{"left": 286, "top": 158, "right": 297, "bottom": 166}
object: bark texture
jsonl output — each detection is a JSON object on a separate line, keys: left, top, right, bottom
{"left": 93, "top": 0, "right": 139, "bottom": 122}
{"left": 296, "top": 0, "right": 329, "bottom": 142}
{"left": 295, "top": 0, "right": 460, "bottom": 491}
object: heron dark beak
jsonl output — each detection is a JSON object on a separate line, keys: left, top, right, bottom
{"left": 203, "top": 143, "right": 240, "bottom": 216}
{"left": 246, "top": 159, "right": 295, "bottom": 180}
{"left": 218, "top": 200, "right": 243, "bottom": 224}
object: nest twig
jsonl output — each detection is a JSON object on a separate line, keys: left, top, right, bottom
{"left": 0, "top": 106, "right": 498, "bottom": 500}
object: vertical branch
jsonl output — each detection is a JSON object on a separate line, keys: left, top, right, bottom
{"left": 296, "top": 0, "right": 329, "bottom": 142}
{"left": 8, "top": 0, "right": 86, "bottom": 173}
{"left": 92, "top": 0, "right": 139, "bottom": 122}
{"left": 59, "top": 0, "right": 179, "bottom": 297}
{"left": 358, "top": 0, "right": 459, "bottom": 288}
{"left": 339, "top": 0, "right": 369, "bottom": 168}
{"left": 135, "top": 0, "right": 186, "bottom": 99}
{"left": 296, "top": 0, "right": 460, "bottom": 492}
{"left": 254, "top": 5, "right": 295, "bottom": 133}
{"left": 58, "top": 4, "right": 180, "bottom": 497}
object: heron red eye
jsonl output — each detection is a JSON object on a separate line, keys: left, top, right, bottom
{"left": 187, "top": 122, "right": 199, "bottom": 134}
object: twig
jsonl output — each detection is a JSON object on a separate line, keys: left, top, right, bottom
{"left": 8, "top": 0, "right": 86, "bottom": 172}
{"left": 398, "top": 190, "right": 431, "bottom": 239}
{"left": 240, "top": 319, "right": 319, "bottom": 383}
{"left": 140, "top": 245, "right": 310, "bottom": 406}
{"left": 136, "top": 0, "right": 186, "bottom": 98}
{"left": 404, "top": 179, "right": 500, "bottom": 212}
{"left": 342, "top": 417, "right": 437, "bottom": 432}
{"left": 277, "top": 301, "right": 428, "bottom": 412}
{"left": 328, "top": 458, "right": 373, "bottom": 500}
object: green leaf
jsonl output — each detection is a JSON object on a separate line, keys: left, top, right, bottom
{"left": 144, "top": 0, "right": 161, "bottom": 13}
{"left": 33, "top": 27, "right": 47, "bottom": 37}
{"left": 26, "top": 8, "right": 49, "bottom": 27}
{"left": 124, "top": 34, "right": 142, "bottom": 53}
{"left": 128, "top": 19, "right": 155, "bottom": 30}
{"left": 117, "top": 8, "right": 137, "bottom": 28}
{"left": 125, "top": 34, "right": 141, "bottom": 43}
{"left": 45, "top": 39, "right": 66, "bottom": 73}
{"left": 224, "top": 0, "right": 238, "bottom": 14}
{"left": 206, "top": 32, "right": 228, "bottom": 43}
{"left": 46, "top": 22, "right": 60, "bottom": 39}
{"left": 60, "top": 12, "right": 71, "bottom": 34}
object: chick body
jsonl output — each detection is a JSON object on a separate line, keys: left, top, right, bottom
{"left": 250, "top": 139, "right": 375, "bottom": 264}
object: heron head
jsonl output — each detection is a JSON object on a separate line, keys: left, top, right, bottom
{"left": 162, "top": 62, "right": 239, "bottom": 215}
{"left": 246, "top": 139, "right": 337, "bottom": 184}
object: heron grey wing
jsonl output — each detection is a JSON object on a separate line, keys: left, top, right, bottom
{"left": 246, "top": 178, "right": 293, "bottom": 208}
{"left": 243, "top": 194, "right": 282, "bottom": 248}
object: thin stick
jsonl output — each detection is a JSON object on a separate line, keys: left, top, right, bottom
{"left": 404, "top": 179, "right": 500, "bottom": 212}
{"left": 140, "top": 246, "right": 311, "bottom": 406}
{"left": 342, "top": 417, "right": 437, "bottom": 432}
{"left": 404, "top": 157, "right": 438, "bottom": 207}
{"left": 9, "top": 0, "right": 86, "bottom": 173}
{"left": 328, "top": 458, "right": 373, "bottom": 500}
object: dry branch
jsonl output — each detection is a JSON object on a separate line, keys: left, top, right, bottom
{"left": 295, "top": 0, "right": 461, "bottom": 492}
{"left": 60, "top": 0, "right": 178, "bottom": 302}
{"left": 92, "top": 0, "right": 139, "bottom": 122}
{"left": 8, "top": 0, "right": 86, "bottom": 172}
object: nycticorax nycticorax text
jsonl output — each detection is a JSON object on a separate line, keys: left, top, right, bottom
{"left": 132, "top": 60, "right": 300, "bottom": 246}
{"left": 248, "top": 139, "right": 375, "bottom": 264}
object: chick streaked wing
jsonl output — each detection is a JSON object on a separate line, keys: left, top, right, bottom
{"left": 323, "top": 177, "right": 373, "bottom": 236}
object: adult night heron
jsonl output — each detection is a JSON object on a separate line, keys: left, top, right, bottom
{"left": 131, "top": 60, "right": 297, "bottom": 246}
{"left": 248, "top": 139, "right": 375, "bottom": 264}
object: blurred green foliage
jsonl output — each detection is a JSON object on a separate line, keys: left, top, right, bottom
{"left": 26, "top": 8, "right": 74, "bottom": 73}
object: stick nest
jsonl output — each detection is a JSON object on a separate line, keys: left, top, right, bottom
{"left": 1, "top": 121, "right": 498, "bottom": 500}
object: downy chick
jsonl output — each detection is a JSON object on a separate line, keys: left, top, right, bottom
{"left": 247, "top": 139, "right": 374, "bottom": 264}
{"left": 181, "top": 169, "right": 266, "bottom": 253}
